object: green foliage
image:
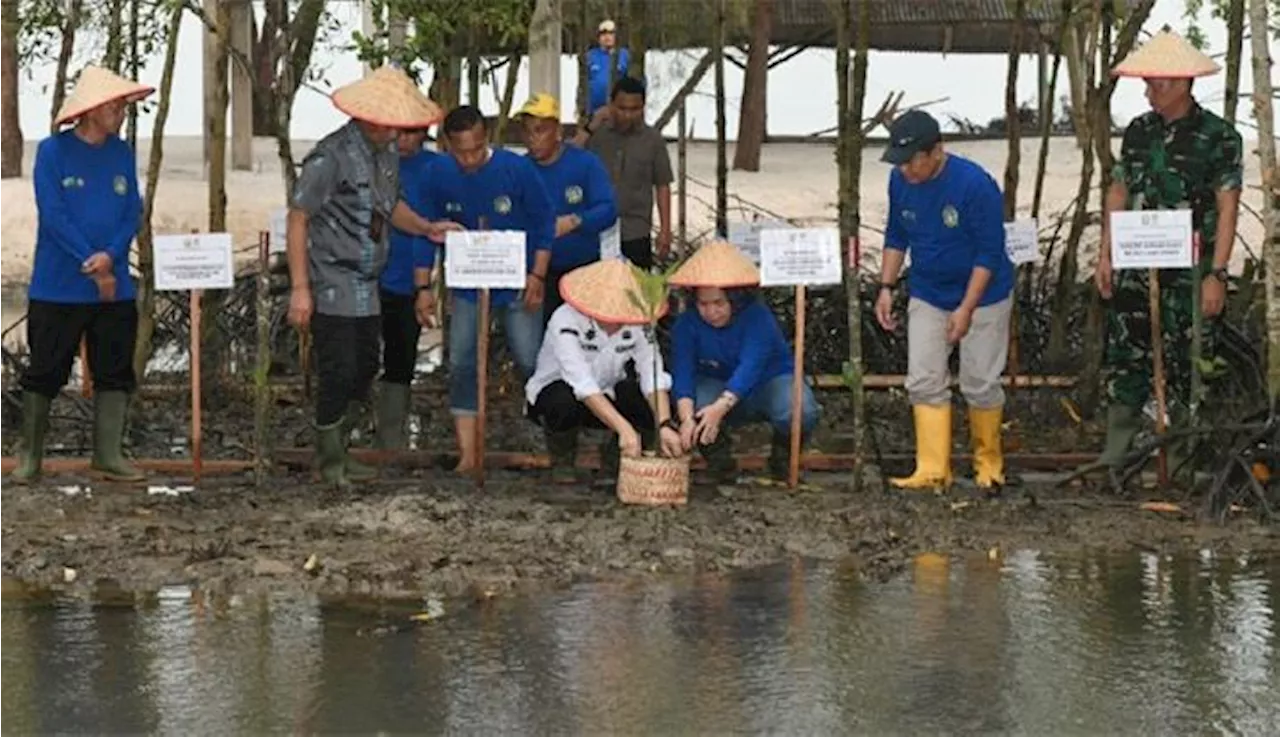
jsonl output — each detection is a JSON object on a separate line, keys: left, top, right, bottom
{"left": 350, "top": 0, "right": 531, "bottom": 77}
{"left": 1177, "top": 0, "right": 1280, "bottom": 49}
{"left": 17, "top": 0, "right": 180, "bottom": 80}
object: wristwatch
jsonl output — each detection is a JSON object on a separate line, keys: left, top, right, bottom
{"left": 661, "top": 418, "right": 680, "bottom": 432}
{"left": 1210, "top": 267, "right": 1229, "bottom": 284}
{"left": 879, "top": 282, "right": 895, "bottom": 292}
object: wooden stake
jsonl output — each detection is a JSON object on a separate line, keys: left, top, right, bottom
{"left": 253, "top": 230, "right": 271, "bottom": 486}
{"left": 191, "top": 288, "right": 203, "bottom": 481}
{"left": 788, "top": 285, "right": 807, "bottom": 488}
{"left": 79, "top": 337, "right": 93, "bottom": 398}
{"left": 677, "top": 101, "right": 688, "bottom": 253}
{"left": 1147, "top": 268, "right": 1168, "bottom": 486}
{"left": 475, "top": 287, "right": 490, "bottom": 489}
{"left": 299, "top": 329, "right": 311, "bottom": 400}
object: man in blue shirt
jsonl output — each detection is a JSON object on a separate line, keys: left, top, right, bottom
{"left": 585, "top": 19, "right": 629, "bottom": 119}
{"left": 517, "top": 92, "right": 617, "bottom": 326}
{"left": 874, "top": 110, "right": 1014, "bottom": 492}
{"left": 11, "top": 66, "right": 154, "bottom": 484}
{"left": 415, "top": 105, "right": 557, "bottom": 473}
{"left": 373, "top": 125, "right": 439, "bottom": 449}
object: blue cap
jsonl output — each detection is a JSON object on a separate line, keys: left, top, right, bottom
{"left": 881, "top": 110, "right": 942, "bottom": 165}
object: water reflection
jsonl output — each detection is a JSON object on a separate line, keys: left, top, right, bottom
{"left": 3, "top": 551, "right": 1277, "bottom": 734}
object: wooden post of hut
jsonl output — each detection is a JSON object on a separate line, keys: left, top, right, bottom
{"left": 229, "top": 0, "right": 252, "bottom": 171}
{"left": 1249, "top": 0, "right": 1279, "bottom": 399}
{"left": 530, "top": 0, "right": 563, "bottom": 101}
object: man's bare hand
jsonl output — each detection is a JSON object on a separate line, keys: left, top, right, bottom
{"left": 874, "top": 288, "right": 897, "bottom": 332}
{"left": 81, "top": 252, "right": 112, "bottom": 276}
{"left": 288, "top": 287, "right": 313, "bottom": 329}
{"left": 523, "top": 275, "right": 545, "bottom": 311}
{"left": 425, "top": 220, "right": 464, "bottom": 243}
{"left": 415, "top": 289, "right": 437, "bottom": 327}
{"left": 93, "top": 273, "right": 117, "bottom": 302}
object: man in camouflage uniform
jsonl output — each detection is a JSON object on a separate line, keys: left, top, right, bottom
{"left": 1095, "top": 30, "right": 1243, "bottom": 479}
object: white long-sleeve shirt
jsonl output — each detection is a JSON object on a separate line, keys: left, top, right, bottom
{"left": 525, "top": 304, "right": 672, "bottom": 405}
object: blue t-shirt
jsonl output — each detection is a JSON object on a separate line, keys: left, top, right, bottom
{"left": 884, "top": 154, "right": 1014, "bottom": 311}
{"left": 381, "top": 148, "right": 439, "bottom": 297}
{"left": 416, "top": 148, "right": 556, "bottom": 307}
{"left": 586, "top": 46, "right": 630, "bottom": 116}
{"left": 527, "top": 145, "right": 617, "bottom": 272}
{"left": 30, "top": 130, "right": 142, "bottom": 304}
{"left": 671, "top": 299, "right": 793, "bottom": 401}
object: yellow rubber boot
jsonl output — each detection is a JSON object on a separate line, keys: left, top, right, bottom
{"left": 890, "top": 404, "right": 953, "bottom": 490}
{"left": 969, "top": 405, "right": 1005, "bottom": 489}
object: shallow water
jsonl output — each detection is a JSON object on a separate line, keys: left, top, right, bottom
{"left": 4, "top": 549, "right": 1278, "bottom": 735}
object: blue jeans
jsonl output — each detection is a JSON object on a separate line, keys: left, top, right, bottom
{"left": 694, "top": 374, "right": 822, "bottom": 436}
{"left": 449, "top": 294, "right": 544, "bottom": 415}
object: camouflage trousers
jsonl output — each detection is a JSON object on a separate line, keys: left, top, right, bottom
{"left": 1104, "top": 268, "right": 1218, "bottom": 412}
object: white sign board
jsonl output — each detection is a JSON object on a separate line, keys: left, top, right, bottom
{"left": 1004, "top": 218, "right": 1040, "bottom": 265}
{"left": 444, "top": 230, "right": 528, "bottom": 289}
{"left": 1109, "top": 209, "right": 1194, "bottom": 270}
{"left": 154, "top": 233, "right": 235, "bottom": 291}
{"left": 600, "top": 220, "right": 622, "bottom": 261}
{"left": 728, "top": 219, "right": 791, "bottom": 264}
{"left": 759, "top": 227, "right": 843, "bottom": 287}
{"left": 269, "top": 208, "right": 288, "bottom": 255}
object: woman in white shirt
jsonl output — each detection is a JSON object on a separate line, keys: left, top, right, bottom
{"left": 526, "top": 259, "right": 685, "bottom": 484}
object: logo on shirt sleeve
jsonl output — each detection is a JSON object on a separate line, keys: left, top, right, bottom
{"left": 942, "top": 204, "right": 960, "bottom": 228}
{"left": 445, "top": 201, "right": 463, "bottom": 213}
{"left": 113, "top": 175, "right": 127, "bottom": 196}
{"left": 494, "top": 195, "right": 512, "bottom": 215}
{"left": 565, "top": 185, "right": 583, "bottom": 204}
{"left": 61, "top": 176, "right": 84, "bottom": 189}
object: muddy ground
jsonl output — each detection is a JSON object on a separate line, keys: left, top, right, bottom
{"left": 3, "top": 464, "right": 1277, "bottom": 604}
{"left": 5, "top": 368, "right": 1275, "bottom": 603}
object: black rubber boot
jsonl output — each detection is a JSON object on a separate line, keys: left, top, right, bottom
{"left": 699, "top": 432, "right": 737, "bottom": 485}
{"left": 10, "top": 392, "right": 52, "bottom": 484}
{"left": 546, "top": 427, "right": 580, "bottom": 484}
{"left": 767, "top": 430, "right": 796, "bottom": 481}
{"left": 595, "top": 434, "right": 621, "bottom": 488}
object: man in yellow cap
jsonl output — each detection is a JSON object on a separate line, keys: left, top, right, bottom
{"left": 285, "top": 65, "right": 459, "bottom": 489}
{"left": 1095, "top": 29, "right": 1242, "bottom": 482}
{"left": 10, "top": 65, "right": 153, "bottom": 484}
{"left": 517, "top": 92, "right": 618, "bottom": 326}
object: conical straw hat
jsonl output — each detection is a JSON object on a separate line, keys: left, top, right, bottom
{"left": 54, "top": 65, "right": 155, "bottom": 126}
{"left": 560, "top": 259, "right": 670, "bottom": 324}
{"left": 1112, "top": 29, "right": 1220, "bottom": 78}
{"left": 668, "top": 240, "right": 760, "bottom": 288}
{"left": 331, "top": 66, "right": 444, "bottom": 129}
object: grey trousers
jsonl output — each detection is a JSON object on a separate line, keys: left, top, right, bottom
{"left": 905, "top": 296, "right": 1012, "bottom": 409}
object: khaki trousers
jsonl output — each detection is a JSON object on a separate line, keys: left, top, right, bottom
{"left": 905, "top": 296, "right": 1012, "bottom": 409}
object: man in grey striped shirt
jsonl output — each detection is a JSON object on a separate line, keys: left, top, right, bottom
{"left": 285, "top": 67, "right": 458, "bottom": 489}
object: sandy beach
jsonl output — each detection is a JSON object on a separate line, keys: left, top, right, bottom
{"left": 2, "top": 135, "right": 1267, "bottom": 288}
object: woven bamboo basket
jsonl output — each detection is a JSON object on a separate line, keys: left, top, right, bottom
{"left": 617, "top": 454, "right": 691, "bottom": 506}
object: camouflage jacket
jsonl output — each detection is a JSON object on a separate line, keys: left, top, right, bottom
{"left": 1112, "top": 101, "right": 1243, "bottom": 261}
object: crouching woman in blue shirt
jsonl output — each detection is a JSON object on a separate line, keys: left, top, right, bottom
{"left": 669, "top": 241, "right": 822, "bottom": 484}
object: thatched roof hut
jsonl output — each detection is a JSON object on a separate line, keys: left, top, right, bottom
{"left": 478, "top": 0, "right": 1146, "bottom": 56}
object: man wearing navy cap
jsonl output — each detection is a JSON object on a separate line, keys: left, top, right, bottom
{"left": 873, "top": 110, "right": 1015, "bottom": 493}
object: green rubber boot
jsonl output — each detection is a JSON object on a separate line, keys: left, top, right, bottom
{"left": 374, "top": 382, "right": 410, "bottom": 450}
{"left": 545, "top": 427, "right": 579, "bottom": 484}
{"left": 699, "top": 432, "right": 738, "bottom": 485}
{"left": 342, "top": 402, "right": 377, "bottom": 481}
{"left": 89, "top": 391, "right": 145, "bottom": 482}
{"left": 1098, "top": 404, "right": 1143, "bottom": 469}
{"left": 315, "top": 420, "right": 351, "bottom": 489}
{"left": 10, "top": 392, "right": 52, "bottom": 484}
